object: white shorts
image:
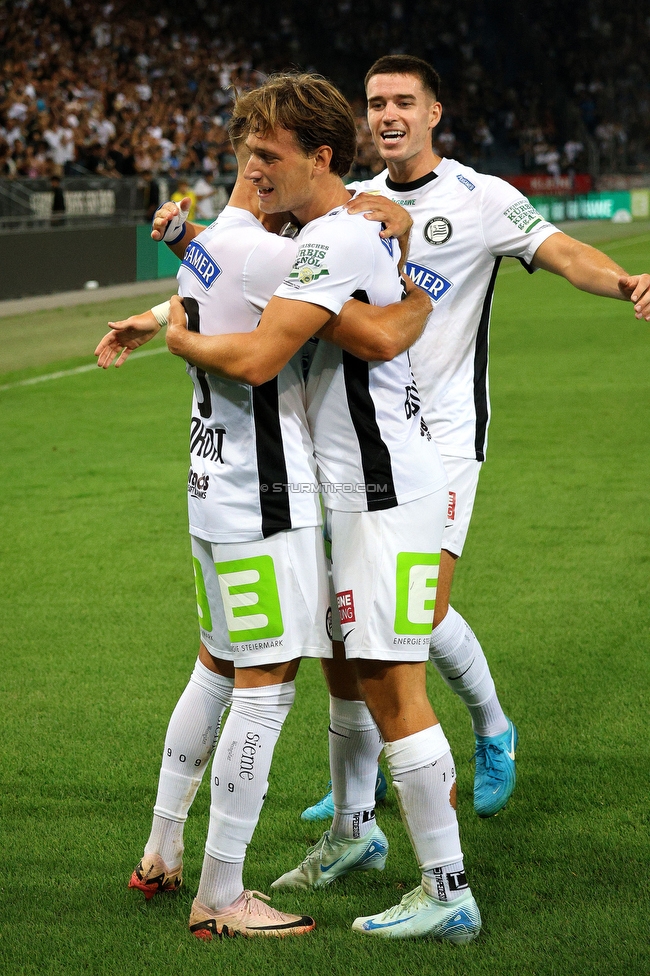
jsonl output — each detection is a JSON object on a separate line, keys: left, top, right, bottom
{"left": 191, "top": 526, "right": 332, "bottom": 668}
{"left": 440, "top": 455, "right": 482, "bottom": 557}
{"left": 327, "top": 488, "right": 447, "bottom": 662}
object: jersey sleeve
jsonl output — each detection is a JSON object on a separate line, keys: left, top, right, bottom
{"left": 242, "top": 235, "right": 298, "bottom": 313}
{"left": 479, "top": 177, "right": 561, "bottom": 265}
{"left": 273, "top": 217, "right": 374, "bottom": 315}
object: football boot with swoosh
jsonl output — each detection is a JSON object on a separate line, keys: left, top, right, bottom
{"left": 189, "top": 891, "right": 315, "bottom": 939}
{"left": 473, "top": 717, "right": 518, "bottom": 818}
{"left": 271, "top": 824, "right": 388, "bottom": 890}
{"left": 352, "top": 885, "right": 481, "bottom": 942}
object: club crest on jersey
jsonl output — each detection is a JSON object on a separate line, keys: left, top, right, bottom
{"left": 423, "top": 216, "right": 452, "bottom": 245}
{"left": 182, "top": 240, "right": 222, "bottom": 289}
{"left": 405, "top": 262, "right": 453, "bottom": 302}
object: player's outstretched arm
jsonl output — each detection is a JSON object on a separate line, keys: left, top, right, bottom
{"left": 532, "top": 232, "right": 650, "bottom": 320}
{"left": 166, "top": 295, "right": 331, "bottom": 386}
{"left": 344, "top": 192, "right": 412, "bottom": 270}
{"left": 151, "top": 197, "right": 202, "bottom": 258}
{"left": 317, "top": 276, "right": 432, "bottom": 361}
{"left": 95, "top": 305, "right": 167, "bottom": 368}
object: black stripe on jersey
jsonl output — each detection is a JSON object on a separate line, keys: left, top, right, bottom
{"left": 184, "top": 297, "right": 212, "bottom": 419}
{"left": 473, "top": 257, "right": 501, "bottom": 462}
{"left": 252, "top": 377, "right": 292, "bottom": 538}
{"left": 385, "top": 171, "right": 438, "bottom": 192}
{"left": 343, "top": 295, "right": 397, "bottom": 511}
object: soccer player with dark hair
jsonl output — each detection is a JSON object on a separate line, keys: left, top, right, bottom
{"left": 303, "top": 53, "right": 650, "bottom": 824}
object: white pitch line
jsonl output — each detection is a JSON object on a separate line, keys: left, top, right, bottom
{"left": 0, "top": 345, "right": 168, "bottom": 392}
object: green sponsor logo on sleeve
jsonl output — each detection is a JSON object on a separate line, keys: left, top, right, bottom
{"left": 215, "top": 555, "right": 284, "bottom": 643}
{"left": 503, "top": 201, "right": 545, "bottom": 233}
{"left": 193, "top": 556, "right": 213, "bottom": 633}
{"left": 394, "top": 552, "right": 440, "bottom": 635}
{"left": 288, "top": 243, "right": 330, "bottom": 284}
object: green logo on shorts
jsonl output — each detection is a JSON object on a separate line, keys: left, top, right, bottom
{"left": 215, "top": 555, "right": 284, "bottom": 643}
{"left": 193, "top": 556, "right": 213, "bottom": 633}
{"left": 394, "top": 552, "right": 440, "bottom": 635}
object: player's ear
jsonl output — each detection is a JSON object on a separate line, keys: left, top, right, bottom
{"left": 429, "top": 100, "right": 442, "bottom": 134}
{"left": 312, "top": 145, "right": 333, "bottom": 175}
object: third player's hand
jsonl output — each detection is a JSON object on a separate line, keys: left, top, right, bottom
{"left": 344, "top": 192, "right": 413, "bottom": 240}
{"left": 95, "top": 311, "right": 161, "bottom": 368}
{"left": 618, "top": 273, "right": 650, "bottom": 320}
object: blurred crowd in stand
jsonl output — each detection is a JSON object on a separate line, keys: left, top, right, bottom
{"left": 1, "top": 0, "right": 648, "bottom": 189}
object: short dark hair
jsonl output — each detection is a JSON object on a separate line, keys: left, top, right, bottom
{"left": 364, "top": 55, "right": 441, "bottom": 101}
{"left": 236, "top": 73, "right": 357, "bottom": 177}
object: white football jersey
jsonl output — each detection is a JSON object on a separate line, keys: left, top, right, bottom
{"left": 177, "top": 206, "right": 320, "bottom": 543}
{"left": 274, "top": 206, "right": 447, "bottom": 512}
{"left": 350, "top": 159, "right": 560, "bottom": 460}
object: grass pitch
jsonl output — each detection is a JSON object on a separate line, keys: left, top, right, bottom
{"left": 0, "top": 227, "right": 649, "bottom": 976}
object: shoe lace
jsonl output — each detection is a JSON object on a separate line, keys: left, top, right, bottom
{"left": 375, "top": 885, "right": 427, "bottom": 921}
{"left": 472, "top": 741, "right": 507, "bottom": 782}
{"left": 300, "top": 831, "right": 330, "bottom": 867}
{"left": 243, "top": 890, "right": 290, "bottom": 921}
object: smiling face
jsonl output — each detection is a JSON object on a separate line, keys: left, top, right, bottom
{"left": 243, "top": 126, "right": 317, "bottom": 218}
{"left": 366, "top": 72, "right": 442, "bottom": 180}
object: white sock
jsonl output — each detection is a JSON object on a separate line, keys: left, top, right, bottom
{"left": 429, "top": 606, "right": 508, "bottom": 737}
{"left": 384, "top": 725, "right": 468, "bottom": 902}
{"left": 329, "top": 697, "right": 383, "bottom": 840}
{"left": 199, "top": 681, "right": 295, "bottom": 910}
{"left": 145, "top": 659, "right": 233, "bottom": 869}
{"left": 196, "top": 854, "right": 243, "bottom": 911}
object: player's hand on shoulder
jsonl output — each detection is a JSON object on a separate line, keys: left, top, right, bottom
{"left": 344, "top": 192, "right": 412, "bottom": 240}
{"left": 151, "top": 197, "right": 192, "bottom": 242}
{"left": 618, "top": 273, "right": 650, "bottom": 320}
{"left": 94, "top": 311, "right": 161, "bottom": 368}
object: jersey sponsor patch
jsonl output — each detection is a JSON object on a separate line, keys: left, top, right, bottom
{"left": 336, "top": 589, "right": 356, "bottom": 624}
{"left": 287, "top": 243, "right": 330, "bottom": 284}
{"left": 190, "top": 417, "right": 225, "bottom": 462}
{"left": 447, "top": 490, "right": 457, "bottom": 521}
{"left": 216, "top": 555, "right": 284, "bottom": 642}
{"left": 394, "top": 552, "right": 440, "bottom": 636}
{"left": 182, "top": 240, "right": 222, "bottom": 289}
{"left": 405, "top": 262, "right": 453, "bottom": 302}
{"left": 456, "top": 174, "right": 475, "bottom": 191}
{"left": 188, "top": 467, "right": 210, "bottom": 499}
{"left": 503, "top": 200, "right": 544, "bottom": 233}
{"left": 423, "top": 216, "right": 452, "bottom": 245}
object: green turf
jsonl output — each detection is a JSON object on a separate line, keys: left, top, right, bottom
{"left": 1, "top": 233, "right": 649, "bottom": 975}
{"left": 0, "top": 290, "right": 175, "bottom": 378}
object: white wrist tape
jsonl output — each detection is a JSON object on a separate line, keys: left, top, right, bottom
{"left": 156, "top": 200, "right": 191, "bottom": 245}
{"left": 151, "top": 300, "right": 171, "bottom": 326}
